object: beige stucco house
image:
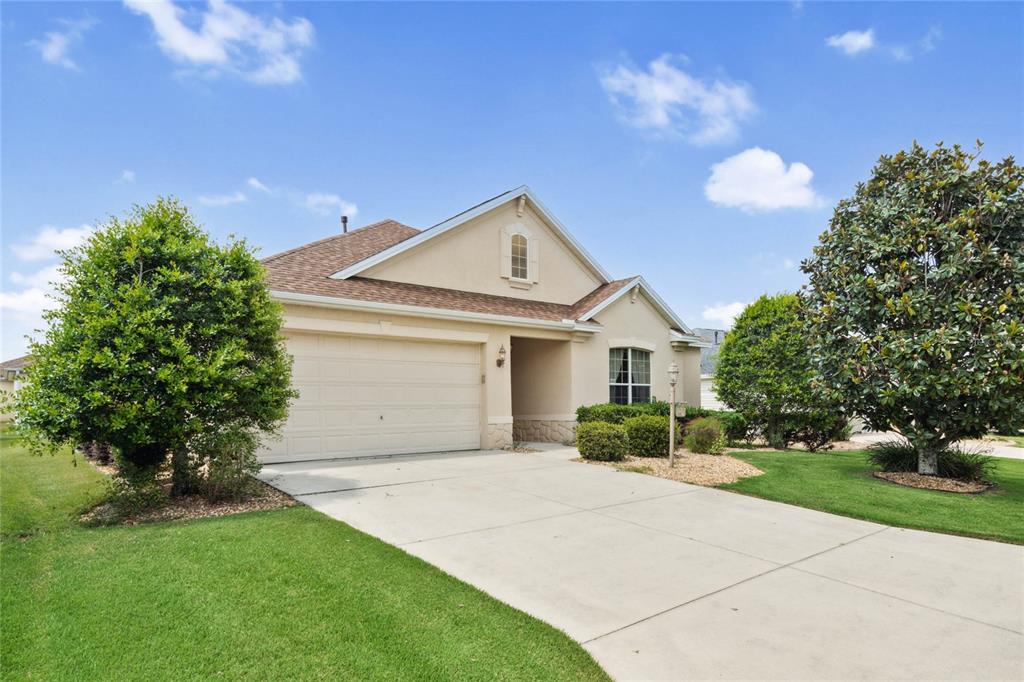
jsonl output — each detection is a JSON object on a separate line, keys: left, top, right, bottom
{"left": 261, "top": 186, "right": 706, "bottom": 463}
{"left": 0, "top": 355, "right": 31, "bottom": 422}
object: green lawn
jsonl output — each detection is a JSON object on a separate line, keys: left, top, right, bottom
{"left": 0, "top": 442, "right": 609, "bottom": 681}
{"left": 722, "top": 449, "right": 1024, "bottom": 544}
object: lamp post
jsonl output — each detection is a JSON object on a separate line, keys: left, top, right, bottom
{"left": 667, "top": 362, "right": 679, "bottom": 466}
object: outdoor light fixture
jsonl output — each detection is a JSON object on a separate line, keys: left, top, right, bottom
{"left": 667, "top": 362, "right": 679, "bottom": 466}
{"left": 497, "top": 344, "right": 507, "bottom": 367}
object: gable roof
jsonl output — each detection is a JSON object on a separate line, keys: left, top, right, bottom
{"left": 0, "top": 355, "right": 31, "bottom": 371}
{"left": 328, "top": 186, "right": 613, "bottom": 283}
{"left": 261, "top": 193, "right": 702, "bottom": 344}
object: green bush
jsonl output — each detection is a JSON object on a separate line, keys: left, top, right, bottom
{"left": 867, "top": 440, "right": 995, "bottom": 482}
{"left": 576, "top": 400, "right": 669, "bottom": 424}
{"left": 106, "top": 462, "right": 168, "bottom": 518}
{"left": 680, "top": 408, "right": 748, "bottom": 444}
{"left": 192, "top": 423, "right": 263, "bottom": 502}
{"left": 684, "top": 417, "right": 726, "bottom": 455}
{"left": 623, "top": 415, "right": 679, "bottom": 458}
{"left": 576, "top": 422, "right": 628, "bottom": 461}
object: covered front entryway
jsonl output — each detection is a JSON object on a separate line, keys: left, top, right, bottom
{"left": 262, "top": 331, "right": 482, "bottom": 463}
{"left": 510, "top": 336, "right": 574, "bottom": 443}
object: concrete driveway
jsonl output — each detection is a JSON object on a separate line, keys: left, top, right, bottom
{"left": 260, "top": 446, "right": 1024, "bottom": 681}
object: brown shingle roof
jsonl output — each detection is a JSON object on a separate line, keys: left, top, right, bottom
{"left": 0, "top": 355, "right": 31, "bottom": 370}
{"left": 262, "top": 219, "right": 618, "bottom": 325}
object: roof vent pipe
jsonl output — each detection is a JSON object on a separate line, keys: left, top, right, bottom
{"left": 341, "top": 215, "right": 348, "bottom": 233}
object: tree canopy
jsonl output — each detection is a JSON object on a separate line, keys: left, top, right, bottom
{"left": 15, "top": 198, "right": 296, "bottom": 480}
{"left": 715, "top": 293, "right": 843, "bottom": 450}
{"left": 801, "top": 142, "right": 1024, "bottom": 473}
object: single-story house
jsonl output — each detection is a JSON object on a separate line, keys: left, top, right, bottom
{"left": 694, "top": 327, "right": 728, "bottom": 410}
{"left": 261, "top": 186, "right": 707, "bottom": 463}
{"left": 0, "top": 355, "right": 31, "bottom": 422}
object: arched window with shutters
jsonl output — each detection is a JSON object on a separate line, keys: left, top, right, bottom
{"left": 500, "top": 224, "right": 539, "bottom": 285}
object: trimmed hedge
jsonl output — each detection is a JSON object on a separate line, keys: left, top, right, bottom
{"left": 685, "top": 417, "right": 726, "bottom": 454}
{"left": 576, "top": 401, "right": 670, "bottom": 425}
{"left": 623, "top": 415, "right": 680, "bottom": 458}
{"left": 681, "top": 407, "right": 748, "bottom": 444}
{"left": 576, "top": 422, "right": 628, "bottom": 461}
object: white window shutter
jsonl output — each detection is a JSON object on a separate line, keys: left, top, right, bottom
{"left": 529, "top": 237, "right": 539, "bottom": 282}
{"left": 500, "top": 227, "right": 511, "bottom": 278}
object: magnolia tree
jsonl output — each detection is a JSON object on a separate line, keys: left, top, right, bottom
{"left": 802, "top": 142, "right": 1024, "bottom": 474}
{"left": 715, "top": 293, "right": 844, "bottom": 450}
{"left": 15, "top": 198, "right": 296, "bottom": 494}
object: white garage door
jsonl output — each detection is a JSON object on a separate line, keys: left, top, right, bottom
{"left": 262, "top": 332, "right": 482, "bottom": 463}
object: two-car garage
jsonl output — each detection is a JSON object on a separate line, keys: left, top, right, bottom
{"left": 261, "top": 332, "right": 482, "bottom": 463}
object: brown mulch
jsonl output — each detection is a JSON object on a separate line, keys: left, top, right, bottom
{"left": 873, "top": 471, "right": 991, "bottom": 494}
{"left": 82, "top": 479, "right": 296, "bottom": 526}
{"left": 585, "top": 452, "right": 764, "bottom": 486}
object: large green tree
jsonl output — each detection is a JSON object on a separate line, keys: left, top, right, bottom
{"left": 715, "top": 293, "right": 843, "bottom": 450}
{"left": 15, "top": 198, "right": 296, "bottom": 492}
{"left": 802, "top": 142, "right": 1024, "bottom": 474}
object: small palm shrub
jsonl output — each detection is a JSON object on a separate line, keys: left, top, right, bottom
{"left": 685, "top": 417, "right": 726, "bottom": 455}
{"left": 867, "top": 440, "right": 995, "bottom": 482}
{"left": 576, "top": 422, "right": 628, "bottom": 461}
{"left": 193, "top": 423, "right": 263, "bottom": 502}
{"left": 623, "top": 415, "right": 679, "bottom": 458}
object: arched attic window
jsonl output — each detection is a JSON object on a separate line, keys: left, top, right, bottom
{"left": 511, "top": 234, "right": 528, "bottom": 280}
{"left": 500, "top": 225, "right": 539, "bottom": 283}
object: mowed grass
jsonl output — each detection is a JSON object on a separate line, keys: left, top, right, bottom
{"left": 722, "top": 449, "right": 1024, "bottom": 544}
{"left": 1, "top": 442, "right": 609, "bottom": 681}
{"left": 0, "top": 439, "right": 106, "bottom": 537}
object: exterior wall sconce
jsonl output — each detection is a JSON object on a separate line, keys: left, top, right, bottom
{"left": 497, "top": 344, "right": 507, "bottom": 367}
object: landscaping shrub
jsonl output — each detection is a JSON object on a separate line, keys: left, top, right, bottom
{"left": 576, "top": 422, "right": 628, "bottom": 461}
{"left": 576, "top": 400, "right": 669, "bottom": 424}
{"left": 867, "top": 440, "right": 995, "bottom": 482}
{"left": 680, "top": 408, "right": 748, "bottom": 444}
{"left": 684, "top": 417, "right": 726, "bottom": 455}
{"left": 192, "top": 423, "right": 263, "bottom": 502}
{"left": 623, "top": 415, "right": 679, "bottom": 458}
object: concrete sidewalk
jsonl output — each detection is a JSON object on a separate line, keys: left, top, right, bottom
{"left": 260, "top": 446, "right": 1023, "bottom": 681}
{"left": 851, "top": 431, "right": 1024, "bottom": 460}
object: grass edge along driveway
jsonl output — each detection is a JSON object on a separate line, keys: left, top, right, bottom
{"left": 722, "top": 449, "right": 1024, "bottom": 545}
{"left": 0, "top": 441, "right": 609, "bottom": 681}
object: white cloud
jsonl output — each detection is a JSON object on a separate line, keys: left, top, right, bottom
{"left": 704, "top": 147, "right": 824, "bottom": 212}
{"left": 783, "top": 258, "right": 796, "bottom": 270}
{"left": 9, "top": 265, "right": 64, "bottom": 290}
{"left": 28, "top": 17, "right": 96, "bottom": 70}
{"left": 199, "top": 191, "right": 247, "bottom": 206}
{"left": 120, "top": 169, "right": 136, "bottom": 183}
{"left": 10, "top": 225, "right": 93, "bottom": 261}
{"left": 304, "top": 193, "right": 358, "bottom": 218}
{"left": 827, "top": 26, "right": 941, "bottom": 61}
{"left": 826, "top": 29, "right": 875, "bottom": 56}
{"left": 599, "top": 54, "right": 755, "bottom": 145}
{"left": 702, "top": 302, "right": 747, "bottom": 329}
{"left": 124, "top": 0, "right": 314, "bottom": 84}
{"left": 246, "top": 176, "right": 270, "bottom": 192}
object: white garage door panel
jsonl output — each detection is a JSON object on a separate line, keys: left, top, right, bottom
{"left": 262, "top": 333, "right": 482, "bottom": 462}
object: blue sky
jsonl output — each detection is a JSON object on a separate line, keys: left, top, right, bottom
{"left": 2, "top": 1, "right": 1022, "bottom": 358}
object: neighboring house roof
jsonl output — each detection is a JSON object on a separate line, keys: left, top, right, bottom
{"left": 0, "top": 355, "right": 31, "bottom": 371}
{"left": 329, "top": 186, "right": 613, "bottom": 283}
{"left": 262, "top": 190, "right": 702, "bottom": 343}
{"left": 694, "top": 327, "right": 727, "bottom": 374}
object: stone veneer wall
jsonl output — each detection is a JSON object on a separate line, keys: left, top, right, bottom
{"left": 512, "top": 419, "right": 576, "bottom": 445}
{"left": 486, "top": 422, "right": 514, "bottom": 450}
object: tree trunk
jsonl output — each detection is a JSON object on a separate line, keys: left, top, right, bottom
{"left": 917, "top": 446, "right": 939, "bottom": 476}
{"left": 170, "top": 448, "right": 196, "bottom": 497}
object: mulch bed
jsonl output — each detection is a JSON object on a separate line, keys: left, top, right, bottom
{"left": 82, "top": 480, "right": 296, "bottom": 526}
{"left": 585, "top": 452, "right": 764, "bottom": 486}
{"left": 873, "top": 471, "right": 992, "bottom": 494}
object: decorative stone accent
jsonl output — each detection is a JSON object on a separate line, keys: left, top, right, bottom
{"left": 512, "top": 419, "right": 576, "bottom": 445}
{"left": 486, "top": 422, "right": 514, "bottom": 450}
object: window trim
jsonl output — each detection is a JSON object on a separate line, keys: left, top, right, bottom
{"left": 609, "top": 347, "right": 652, "bottom": 404}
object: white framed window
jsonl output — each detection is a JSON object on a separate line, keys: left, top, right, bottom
{"left": 511, "top": 234, "right": 528, "bottom": 280}
{"left": 500, "top": 224, "right": 538, "bottom": 283}
{"left": 609, "top": 348, "right": 651, "bottom": 404}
